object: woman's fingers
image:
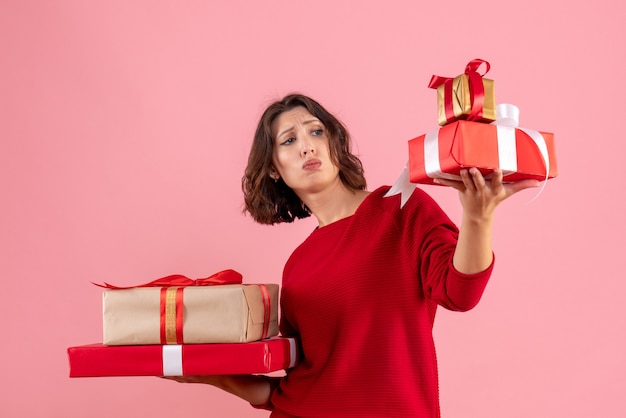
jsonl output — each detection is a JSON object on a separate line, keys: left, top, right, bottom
{"left": 434, "top": 169, "right": 540, "bottom": 200}
{"left": 459, "top": 169, "right": 475, "bottom": 192}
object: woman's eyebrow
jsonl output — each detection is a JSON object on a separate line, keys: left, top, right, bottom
{"left": 277, "top": 119, "right": 321, "bottom": 139}
{"left": 276, "top": 126, "right": 295, "bottom": 139}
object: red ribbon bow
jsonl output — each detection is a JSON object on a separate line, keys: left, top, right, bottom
{"left": 93, "top": 269, "right": 243, "bottom": 289}
{"left": 428, "top": 58, "right": 491, "bottom": 123}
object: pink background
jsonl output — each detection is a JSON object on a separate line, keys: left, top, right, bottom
{"left": 1, "top": 1, "right": 624, "bottom": 417}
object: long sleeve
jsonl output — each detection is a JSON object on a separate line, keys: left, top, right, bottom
{"left": 399, "top": 187, "right": 494, "bottom": 312}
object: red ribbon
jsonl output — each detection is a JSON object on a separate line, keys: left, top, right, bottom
{"left": 428, "top": 59, "right": 491, "bottom": 123}
{"left": 160, "top": 287, "right": 185, "bottom": 344}
{"left": 259, "top": 284, "right": 271, "bottom": 339}
{"left": 92, "top": 269, "right": 243, "bottom": 289}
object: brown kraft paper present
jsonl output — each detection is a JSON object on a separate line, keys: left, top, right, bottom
{"left": 103, "top": 284, "right": 279, "bottom": 345}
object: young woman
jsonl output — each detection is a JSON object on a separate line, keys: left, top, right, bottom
{"left": 166, "top": 93, "right": 540, "bottom": 417}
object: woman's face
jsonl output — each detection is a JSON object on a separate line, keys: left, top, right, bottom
{"left": 270, "top": 106, "right": 340, "bottom": 195}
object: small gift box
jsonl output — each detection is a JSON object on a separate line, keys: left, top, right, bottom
{"left": 67, "top": 337, "right": 299, "bottom": 377}
{"left": 408, "top": 104, "right": 558, "bottom": 184}
{"left": 428, "top": 59, "right": 496, "bottom": 126}
{"left": 97, "top": 270, "right": 279, "bottom": 345}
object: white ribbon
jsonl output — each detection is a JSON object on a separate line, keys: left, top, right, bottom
{"left": 383, "top": 165, "right": 416, "bottom": 209}
{"left": 491, "top": 103, "right": 550, "bottom": 181}
{"left": 495, "top": 124, "right": 517, "bottom": 176}
{"left": 162, "top": 345, "right": 183, "bottom": 376}
{"left": 286, "top": 337, "right": 297, "bottom": 368}
{"left": 491, "top": 104, "right": 550, "bottom": 202}
{"left": 424, "top": 130, "right": 464, "bottom": 181}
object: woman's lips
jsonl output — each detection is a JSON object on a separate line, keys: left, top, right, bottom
{"left": 302, "top": 159, "right": 321, "bottom": 170}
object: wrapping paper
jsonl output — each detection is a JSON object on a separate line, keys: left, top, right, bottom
{"left": 67, "top": 337, "right": 298, "bottom": 377}
{"left": 408, "top": 119, "right": 557, "bottom": 185}
{"left": 103, "top": 283, "right": 279, "bottom": 345}
{"left": 429, "top": 59, "right": 496, "bottom": 126}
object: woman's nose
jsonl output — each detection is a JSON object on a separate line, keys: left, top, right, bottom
{"left": 300, "top": 139, "right": 315, "bottom": 157}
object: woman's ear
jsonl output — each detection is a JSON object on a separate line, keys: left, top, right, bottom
{"left": 269, "top": 168, "right": 280, "bottom": 181}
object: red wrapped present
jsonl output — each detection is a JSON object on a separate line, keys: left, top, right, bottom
{"left": 408, "top": 104, "right": 557, "bottom": 185}
{"left": 67, "top": 337, "right": 298, "bottom": 377}
{"left": 96, "top": 270, "right": 279, "bottom": 345}
{"left": 428, "top": 58, "right": 496, "bottom": 126}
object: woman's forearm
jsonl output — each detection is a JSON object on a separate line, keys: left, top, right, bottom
{"left": 453, "top": 216, "right": 494, "bottom": 274}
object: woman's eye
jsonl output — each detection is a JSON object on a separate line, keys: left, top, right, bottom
{"left": 280, "top": 137, "right": 295, "bottom": 145}
{"left": 311, "top": 129, "right": 323, "bottom": 136}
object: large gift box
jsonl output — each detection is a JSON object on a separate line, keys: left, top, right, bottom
{"left": 408, "top": 105, "right": 558, "bottom": 185}
{"left": 67, "top": 337, "right": 298, "bottom": 377}
{"left": 99, "top": 270, "right": 279, "bottom": 345}
{"left": 428, "top": 59, "right": 496, "bottom": 126}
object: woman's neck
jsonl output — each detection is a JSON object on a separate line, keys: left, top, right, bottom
{"left": 300, "top": 182, "right": 370, "bottom": 228}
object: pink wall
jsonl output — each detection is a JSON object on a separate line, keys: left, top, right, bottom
{"left": 1, "top": 1, "right": 624, "bottom": 417}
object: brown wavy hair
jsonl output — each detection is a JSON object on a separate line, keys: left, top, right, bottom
{"left": 242, "top": 93, "right": 366, "bottom": 225}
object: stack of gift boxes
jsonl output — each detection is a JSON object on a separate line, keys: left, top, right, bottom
{"left": 408, "top": 59, "right": 558, "bottom": 185}
{"left": 67, "top": 269, "right": 298, "bottom": 377}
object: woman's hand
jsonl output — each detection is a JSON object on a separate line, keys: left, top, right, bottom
{"left": 435, "top": 168, "right": 540, "bottom": 221}
{"left": 159, "top": 374, "right": 273, "bottom": 406}
{"left": 160, "top": 375, "right": 225, "bottom": 386}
